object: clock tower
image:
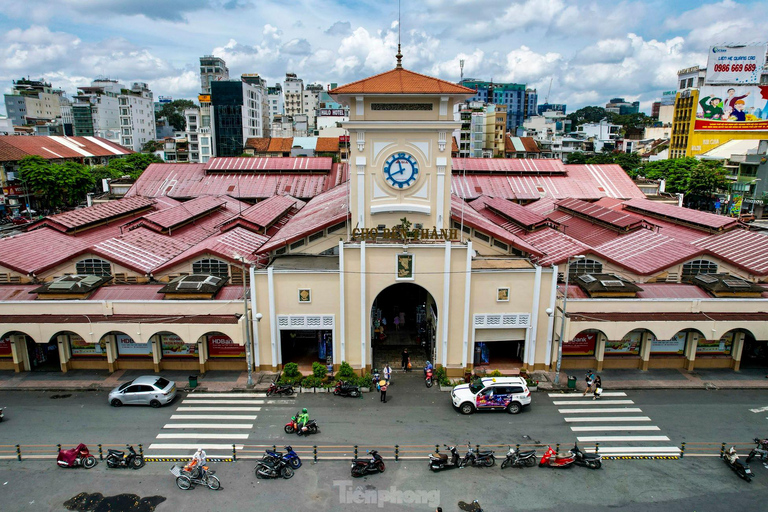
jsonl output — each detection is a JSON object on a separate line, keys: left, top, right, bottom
{"left": 330, "top": 61, "right": 474, "bottom": 233}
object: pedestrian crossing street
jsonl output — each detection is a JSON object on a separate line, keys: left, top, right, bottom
{"left": 145, "top": 392, "right": 295, "bottom": 459}
{"left": 549, "top": 391, "right": 681, "bottom": 457}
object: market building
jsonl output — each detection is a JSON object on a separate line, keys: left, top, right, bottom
{"left": 1, "top": 60, "right": 767, "bottom": 377}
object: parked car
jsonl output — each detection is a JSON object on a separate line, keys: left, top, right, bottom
{"left": 451, "top": 376, "right": 531, "bottom": 415}
{"left": 109, "top": 376, "right": 176, "bottom": 407}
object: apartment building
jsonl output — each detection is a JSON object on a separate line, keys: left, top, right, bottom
{"left": 211, "top": 76, "right": 269, "bottom": 157}
{"left": 200, "top": 55, "right": 229, "bottom": 95}
{"left": 118, "top": 82, "right": 155, "bottom": 152}
{"left": 3, "top": 78, "right": 63, "bottom": 127}
{"left": 284, "top": 73, "right": 303, "bottom": 117}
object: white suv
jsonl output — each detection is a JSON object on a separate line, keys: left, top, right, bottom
{"left": 451, "top": 376, "right": 531, "bottom": 415}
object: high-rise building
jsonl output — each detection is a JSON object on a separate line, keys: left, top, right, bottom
{"left": 459, "top": 80, "right": 534, "bottom": 133}
{"left": 283, "top": 73, "right": 303, "bottom": 117}
{"left": 211, "top": 76, "right": 269, "bottom": 157}
{"left": 267, "top": 84, "right": 283, "bottom": 122}
{"left": 605, "top": 98, "right": 640, "bottom": 115}
{"left": 537, "top": 103, "right": 566, "bottom": 115}
{"left": 454, "top": 101, "right": 506, "bottom": 158}
{"left": 118, "top": 82, "right": 155, "bottom": 152}
{"left": 303, "top": 83, "right": 324, "bottom": 131}
{"left": 200, "top": 56, "right": 229, "bottom": 95}
{"left": 4, "top": 78, "right": 63, "bottom": 126}
{"left": 72, "top": 79, "right": 122, "bottom": 141}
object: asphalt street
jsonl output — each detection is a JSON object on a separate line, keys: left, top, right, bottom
{"left": 0, "top": 373, "right": 767, "bottom": 511}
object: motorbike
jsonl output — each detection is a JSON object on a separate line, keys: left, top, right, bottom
{"left": 106, "top": 445, "right": 145, "bottom": 469}
{"left": 570, "top": 442, "right": 602, "bottom": 469}
{"left": 459, "top": 442, "right": 495, "bottom": 468}
{"left": 0, "top": 407, "right": 4, "bottom": 422}
{"left": 429, "top": 444, "right": 461, "bottom": 471}
{"left": 171, "top": 462, "right": 221, "bottom": 490}
{"left": 724, "top": 446, "right": 753, "bottom": 482}
{"left": 425, "top": 367, "right": 434, "bottom": 388}
{"left": 500, "top": 445, "right": 537, "bottom": 469}
{"left": 746, "top": 438, "right": 768, "bottom": 464}
{"left": 284, "top": 412, "right": 319, "bottom": 436}
{"left": 262, "top": 445, "right": 302, "bottom": 469}
{"left": 351, "top": 449, "right": 385, "bottom": 477}
{"left": 333, "top": 380, "right": 361, "bottom": 398}
{"left": 57, "top": 443, "right": 97, "bottom": 469}
{"left": 266, "top": 382, "right": 294, "bottom": 396}
{"left": 458, "top": 500, "right": 483, "bottom": 512}
{"left": 255, "top": 456, "right": 294, "bottom": 479}
{"left": 539, "top": 445, "right": 575, "bottom": 468}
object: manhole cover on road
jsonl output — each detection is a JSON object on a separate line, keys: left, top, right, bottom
{"left": 50, "top": 394, "right": 72, "bottom": 399}
{"left": 64, "top": 493, "right": 166, "bottom": 512}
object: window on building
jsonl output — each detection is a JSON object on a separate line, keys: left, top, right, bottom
{"left": 76, "top": 258, "right": 112, "bottom": 277}
{"left": 568, "top": 259, "right": 603, "bottom": 278}
{"left": 192, "top": 258, "right": 229, "bottom": 278}
{"left": 682, "top": 259, "right": 718, "bottom": 277}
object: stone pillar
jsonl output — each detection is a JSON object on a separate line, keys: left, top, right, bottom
{"left": 731, "top": 332, "right": 745, "bottom": 371}
{"left": 106, "top": 334, "right": 117, "bottom": 373}
{"left": 198, "top": 337, "right": 206, "bottom": 374}
{"left": 58, "top": 334, "right": 69, "bottom": 373}
{"left": 684, "top": 332, "right": 697, "bottom": 372}
{"left": 640, "top": 331, "right": 652, "bottom": 371}
{"left": 595, "top": 332, "right": 606, "bottom": 372}
{"left": 10, "top": 334, "right": 26, "bottom": 373}
{"left": 152, "top": 336, "right": 161, "bottom": 373}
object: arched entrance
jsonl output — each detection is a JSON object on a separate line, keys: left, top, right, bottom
{"left": 200, "top": 332, "right": 246, "bottom": 371}
{"left": 26, "top": 335, "right": 60, "bottom": 372}
{"left": 371, "top": 283, "right": 436, "bottom": 372}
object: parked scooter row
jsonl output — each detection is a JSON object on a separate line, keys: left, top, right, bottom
{"left": 428, "top": 442, "right": 601, "bottom": 472}
{"left": 57, "top": 444, "right": 145, "bottom": 470}
{"left": 255, "top": 445, "right": 302, "bottom": 479}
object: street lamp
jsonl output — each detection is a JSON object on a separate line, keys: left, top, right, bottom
{"left": 750, "top": 179, "right": 762, "bottom": 215}
{"left": 233, "top": 254, "right": 254, "bottom": 387}
{"left": 549, "top": 255, "right": 585, "bottom": 386}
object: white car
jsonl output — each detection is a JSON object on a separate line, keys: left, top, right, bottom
{"left": 451, "top": 376, "right": 531, "bottom": 415}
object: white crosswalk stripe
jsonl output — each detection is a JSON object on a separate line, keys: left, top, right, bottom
{"left": 145, "top": 392, "right": 295, "bottom": 459}
{"left": 552, "top": 391, "right": 679, "bottom": 457}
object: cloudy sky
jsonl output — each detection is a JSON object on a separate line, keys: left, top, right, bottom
{"left": 1, "top": 0, "right": 767, "bottom": 116}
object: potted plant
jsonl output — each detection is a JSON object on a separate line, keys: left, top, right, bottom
{"left": 435, "top": 367, "right": 453, "bottom": 391}
{"left": 525, "top": 377, "right": 539, "bottom": 392}
{"left": 300, "top": 375, "right": 322, "bottom": 392}
{"left": 358, "top": 372, "right": 373, "bottom": 392}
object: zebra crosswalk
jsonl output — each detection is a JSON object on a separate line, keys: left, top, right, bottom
{"left": 549, "top": 391, "right": 680, "bottom": 457}
{"left": 145, "top": 392, "right": 294, "bottom": 459}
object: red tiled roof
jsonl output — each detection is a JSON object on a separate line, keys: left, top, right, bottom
{"left": 692, "top": 229, "right": 768, "bottom": 275}
{"left": 259, "top": 184, "right": 350, "bottom": 253}
{"left": 556, "top": 198, "right": 645, "bottom": 230}
{"left": 267, "top": 138, "right": 294, "bottom": 153}
{"left": 231, "top": 195, "right": 304, "bottom": 229}
{"left": 215, "top": 286, "right": 245, "bottom": 300}
{"left": 315, "top": 137, "right": 340, "bottom": 153}
{"left": 570, "top": 312, "right": 768, "bottom": 323}
{"left": 622, "top": 198, "right": 739, "bottom": 231}
{"left": 0, "top": 139, "right": 29, "bottom": 161}
{"left": 634, "top": 283, "right": 712, "bottom": 299}
{"left": 92, "top": 227, "right": 193, "bottom": 273}
{"left": 549, "top": 214, "right": 623, "bottom": 247}
{"left": 330, "top": 67, "right": 476, "bottom": 95}
{"left": 518, "top": 227, "right": 589, "bottom": 266}
{"left": 453, "top": 158, "right": 566, "bottom": 173}
{"left": 203, "top": 157, "right": 331, "bottom": 172}
{"left": 505, "top": 136, "right": 540, "bottom": 154}
{"left": 0, "top": 228, "right": 90, "bottom": 274}
{"left": 244, "top": 138, "right": 271, "bottom": 152}
{"left": 524, "top": 197, "right": 557, "bottom": 215}
{"left": 155, "top": 227, "right": 271, "bottom": 272}
{"left": 88, "top": 285, "right": 165, "bottom": 301}
{"left": 32, "top": 197, "right": 155, "bottom": 232}
{"left": 0, "top": 135, "right": 131, "bottom": 162}
{"left": 0, "top": 314, "right": 240, "bottom": 324}
{"left": 0, "top": 285, "right": 39, "bottom": 301}
{"left": 591, "top": 228, "right": 703, "bottom": 275}
{"left": 129, "top": 196, "right": 226, "bottom": 232}
{"left": 476, "top": 196, "right": 550, "bottom": 231}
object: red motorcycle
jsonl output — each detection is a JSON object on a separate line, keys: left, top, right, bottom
{"left": 266, "top": 382, "right": 294, "bottom": 396}
{"left": 538, "top": 445, "right": 574, "bottom": 468}
{"left": 57, "top": 443, "right": 97, "bottom": 469}
{"left": 284, "top": 412, "right": 319, "bottom": 436}
{"left": 425, "top": 367, "right": 434, "bottom": 388}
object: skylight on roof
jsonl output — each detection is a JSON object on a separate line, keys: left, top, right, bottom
{"left": 695, "top": 274, "right": 718, "bottom": 284}
{"left": 723, "top": 278, "right": 751, "bottom": 289}
{"left": 578, "top": 275, "right": 597, "bottom": 284}
{"left": 600, "top": 280, "right": 625, "bottom": 288}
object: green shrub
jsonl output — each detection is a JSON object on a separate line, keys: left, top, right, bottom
{"left": 357, "top": 372, "right": 373, "bottom": 388}
{"left": 278, "top": 362, "right": 302, "bottom": 385}
{"left": 312, "top": 361, "right": 328, "bottom": 380}
{"left": 301, "top": 375, "right": 322, "bottom": 388}
{"left": 488, "top": 369, "right": 503, "bottom": 377}
{"left": 335, "top": 361, "right": 356, "bottom": 381}
{"left": 525, "top": 377, "right": 539, "bottom": 387}
{"left": 434, "top": 366, "right": 450, "bottom": 387}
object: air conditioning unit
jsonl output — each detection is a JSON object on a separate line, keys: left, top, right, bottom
{"left": 6, "top": 172, "right": 16, "bottom": 181}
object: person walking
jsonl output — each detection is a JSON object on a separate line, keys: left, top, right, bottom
{"left": 394, "top": 315, "right": 400, "bottom": 331}
{"left": 583, "top": 370, "right": 595, "bottom": 396}
{"left": 383, "top": 363, "right": 392, "bottom": 384}
{"left": 380, "top": 382, "right": 388, "bottom": 403}
{"left": 401, "top": 348, "right": 409, "bottom": 371}
{"left": 593, "top": 375, "right": 602, "bottom": 400}
{"left": 406, "top": 356, "right": 412, "bottom": 372}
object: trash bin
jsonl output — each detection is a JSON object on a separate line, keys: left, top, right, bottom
{"left": 567, "top": 376, "right": 577, "bottom": 389}
{"left": 188, "top": 375, "right": 198, "bottom": 389}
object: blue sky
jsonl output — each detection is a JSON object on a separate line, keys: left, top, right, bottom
{"left": 1, "top": 0, "right": 767, "bottom": 116}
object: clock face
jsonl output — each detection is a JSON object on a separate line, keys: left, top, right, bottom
{"left": 383, "top": 152, "right": 419, "bottom": 189}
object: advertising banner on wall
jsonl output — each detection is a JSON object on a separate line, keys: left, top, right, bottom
{"left": 706, "top": 45, "right": 766, "bottom": 85}
{"left": 563, "top": 332, "right": 596, "bottom": 356}
{"left": 650, "top": 332, "right": 687, "bottom": 355}
{"left": 695, "top": 85, "right": 768, "bottom": 131}
{"left": 70, "top": 334, "right": 107, "bottom": 357}
{"left": 696, "top": 332, "right": 734, "bottom": 355}
{"left": 161, "top": 334, "right": 198, "bottom": 357}
{"left": 0, "top": 336, "right": 11, "bottom": 358}
{"left": 605, "top": 330, "right": 642, "bottom": 355}
{"left": 207, "top": 334, "right": 244, "bottom": 358}
{"left": 116, "top": 334, "right": 152, "bottom": 356}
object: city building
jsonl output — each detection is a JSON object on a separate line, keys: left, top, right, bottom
{"left": 670, "top": 44, "right": 768, "bottom": 159}
{"left": 504, "top": 136, "right": 540, "bottom": 159}
{"left": 72, "top": 79, "right": 122, "bottom": 142}
{"left": 316, "top": 106, "right": 349, "bottom": 138}
{"left": 3, "top": 78, "right": 62, "bottom": 127}
{"left": 118, "top": 82, "right": 156, "bottom": 152}
{"left": 283, "top": 73, "right": 304, "bottom": 117}
{"left": 570, "top": 119, "right": 621, "bottom": 152}
{"left": 454, "top": 101, "right": 506, "bottom": 158}
{"left": 303, "top": 83, "right": 324, "bottom": 131}
{"left": 0, "top": 60, "right": 765, "bottom": 381}
{"left": 200, "top": 55, "right": 229, "bottom": 95}
{"left": 243, "top": 136, "right": 343, "bottom": 160}
{"left": 460, "top": 79, "right": 534, "bottom": 134}
{"left": 698, "top": 139, "right": 767, "bottom": 217}
{"left": 537, "top": 103, "right": 566, "bottom": 115}
{"left": 210, "top": 76, "right": 269, "bottom": 157}
{"left": 605, "top": 97, "right": 640, "bottom": 115}
{"left": 267, "top": 84, "right": 283, "bottom": 122}
{"left": 184, "top": 107, "right": 213, "bottom": 163}
{"left": 154, "top": 96, "right": 176, "bottom": 139}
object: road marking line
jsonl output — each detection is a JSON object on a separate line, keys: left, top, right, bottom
{"left": 176, "top": 407, "right": 262, "bottom": 411}
{"left": 584, "top": 447, "right": 680, "bottom": 454}
{"left": 749, "top": 406, "right": 768, "bottom": 413}
{"left": 142, "top": 454, "right": 234, "bottom": 459}
{"left": 182, "top": 399, "right": 265, "bottom": 404}
{"left": 570, "top": 426, "right": 661, "bottom": 432}
{"left": 552, "top": 400, "right": 634, "bottom": 405}
{"left": 156, "top": 433, "right": 249, "bottom": 440}
{"left": 577, "top": 435, "right": 670, "bottom": 442}
{"left": 148, "top": 443, "right": 244, "bottom": 450}
{"left": 559, "top": 408, "right": 643, "bottom": 414}
{"left": 564, "top": 416, "right": 651, "bottom": 422}
{"left": 548, "top": 392, "right": 627, "bottom": 397}
{"left": 170, "top": 414, "right": 258, "bottom": 420}
{"left": 188, "top": 393, "right": 291, "bottom": 398}
{"left": 163, "top": 423, "right": 253, "bottom": 429}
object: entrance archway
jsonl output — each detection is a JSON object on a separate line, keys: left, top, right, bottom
{"left": 26, "top": 336, "right": 60, "bottom": 372}
{"left": 370, "top": 283, "right": 436, "bottom": 372}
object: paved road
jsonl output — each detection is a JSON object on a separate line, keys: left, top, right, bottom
{"left": 1, "top": 374, "right": 767, "bottom": 510}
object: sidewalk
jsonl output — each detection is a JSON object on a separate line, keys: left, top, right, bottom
{"left": 1, "top": 367, "right": 767, "bottom": 392}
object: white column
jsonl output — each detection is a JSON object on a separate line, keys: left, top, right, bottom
{"left": 356, "top": 157, "right": 366, "bottom": 227}
{"left": 527, "top": 265, "right": 542, "bottom": 367}
{"left": 360, "top": 241, "right": 367, "bottom": 370}
{"left": 267, "top": 267, "right": 278, "bottom": 368}
{"left": 461, "top": 242, "right": 473, "bottom": 368}
{"left": 249, "top": 265, "right": 259, "bottom": 368}
{"left": 544, "top": 265, "right": 558, "bottom": 366}
{"left": 441, "top": 240, "right": 451, "bottom": 367}
{"left": 436, "top": 158, "right": 446, "bottom": 227}
{"left": 338, "top": 240, "right": 345, "bottom": 365}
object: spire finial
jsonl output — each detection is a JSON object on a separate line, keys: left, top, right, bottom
{"left": 396, "top": 44, "right": 403, "bottom": 68}
{"left": 396, "top": 0, "right": 402, "bottom": 68}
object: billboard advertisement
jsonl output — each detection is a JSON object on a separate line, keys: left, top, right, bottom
{"left": 563, "top": 331, "right": 596, "bottom": 356}
{"left": 650, "top": 332, "right": 687, "bottom": 355}
{"left": 207, "top": 334, "right": 245, "bottom": 358}
{"left": 0, "top": 336, "right": 11, "bottom": 358}
{"left": 695, "top": 85, "right": 768, "bottom": 131}
{"left": 116, "top": 334, "right": 152, "bottom": 356}
{"left": 70, "top": 334, "right": 107, "bottom": 357}
{"left": 706, "top": 45, "right": 766, "bottom": 84}
{"left": 161, "top": 333, "right": 198, "bottom": 357}
{"left": 605, "top": 330, "right": 642, "bottom": 356}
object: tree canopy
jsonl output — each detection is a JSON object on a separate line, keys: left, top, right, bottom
{"left": 158, "top": 99, "right": 195, "bottom": 132}
{"left": 566, "top": 151, "right": 641, "bottom": 175}
{"left": 18, "top": 156, "right": 95, "bottom": 209}
{"left": 640, "top": 157, "right": 728, "bottom": 196}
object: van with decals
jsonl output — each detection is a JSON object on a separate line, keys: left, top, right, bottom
{"left": 451, "top": 376, "right": 531, "bottom": 415}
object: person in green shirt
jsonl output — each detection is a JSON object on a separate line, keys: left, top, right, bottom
{"left": 699, "top": 96, "right": 723, "bottom": 119}
{"left": 297, "top": 408, "right": 310, "bottom": 435}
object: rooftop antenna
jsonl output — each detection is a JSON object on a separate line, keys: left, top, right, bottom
{"left": 396, "top": 0, "right": 403, "bottom": 68}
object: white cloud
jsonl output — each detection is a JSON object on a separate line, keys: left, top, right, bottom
{"left": 501, "top": 46, "right": 563, "bottom": 84}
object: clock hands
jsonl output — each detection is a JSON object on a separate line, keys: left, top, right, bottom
{"left": 391, "top": 160, "right": 407, "bottom": 176}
